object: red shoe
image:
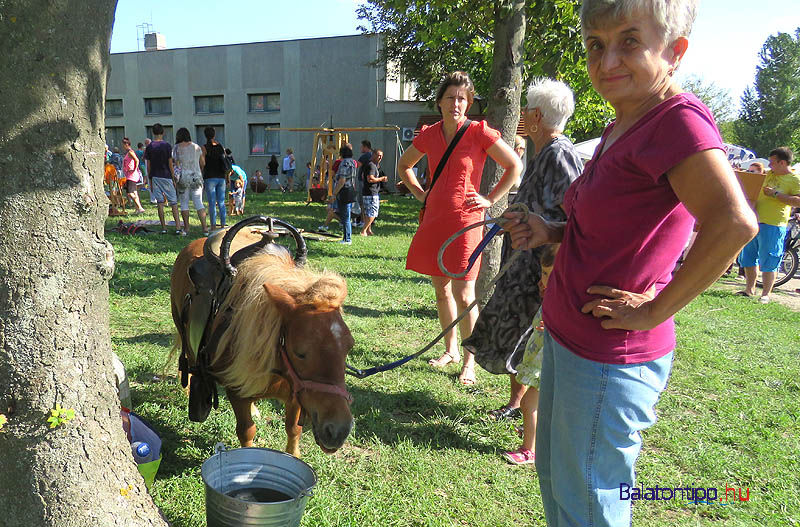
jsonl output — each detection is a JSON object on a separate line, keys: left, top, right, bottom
{"left": 502, "top": 448, "right": 535, "bottom": 466}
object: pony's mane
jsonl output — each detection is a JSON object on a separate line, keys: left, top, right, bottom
{"left": 211, "top": 248, "right": 347, "bottom": 398}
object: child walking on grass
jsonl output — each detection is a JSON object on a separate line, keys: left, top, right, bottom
{"left": 231, "top": 179, "right": 244, "bottom": 216}
{"left": 503, "top": 243, "right": 559, "bottom": 465}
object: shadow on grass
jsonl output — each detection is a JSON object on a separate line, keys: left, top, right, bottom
{"left": 110, "top": 260, "right": 173, "bottom": 297}
{"left": 119, "top": 331, "right": 174, "bottom": 347}
{"left": 344, "top": 303, "right": 438, "bottom": 320}
{"left": 347, "top": 384, "right": 496, "bottom": 454}
{"left": 127, "top": 368, "right": 494, "bottom": 477}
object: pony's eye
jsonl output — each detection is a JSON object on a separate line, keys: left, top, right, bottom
{"left": 293, "top": 351, "right": 307, "bottom": 360}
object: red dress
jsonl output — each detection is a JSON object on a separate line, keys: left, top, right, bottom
{"left": 406, "top": 120, "right": 501, "bottom": 280}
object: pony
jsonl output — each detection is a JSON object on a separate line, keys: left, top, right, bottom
{"left": 170, "top": 229, "right": 354, "bottom": 457}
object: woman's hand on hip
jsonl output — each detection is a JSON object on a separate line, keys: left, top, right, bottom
{"left": 503, "top": 212, "right": 552, "bottom": 250}
{"left": 581, "top": 284, "right": 660, "bottom": 331}
{"left": 464, "top": 191, "right": 491, "bottom": 213}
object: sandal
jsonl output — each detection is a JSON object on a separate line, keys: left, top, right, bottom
{"left": 458, "top": 365, "right": 476, "bottom": 386}
{"left": 734, "top": 291, "right": 752, "bottom": 297}
{"left": 503, "top": 448, "right": 535, "bottom": 466}
{"left": 428, "top": 351, "right": 460, "bottom": 368}
{"left": 488, "top": 405, "right": 522, "bottom": 421}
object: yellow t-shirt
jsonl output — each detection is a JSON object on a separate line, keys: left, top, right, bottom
{"left": 755, "top": 171, "right": 800, "bottom": 226}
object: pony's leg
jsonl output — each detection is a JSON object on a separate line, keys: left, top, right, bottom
{"left": 284, "top": 398, "right": 303, "bottom": 458}
{"left": 228, "top": 393, "right": 257, "bottom": 447}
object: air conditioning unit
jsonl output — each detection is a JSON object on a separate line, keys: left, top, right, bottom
{"left": 401, "top": 128, "right": 415, "bottom": 141}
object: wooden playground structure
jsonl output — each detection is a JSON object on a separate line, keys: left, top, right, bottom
{"left": 266, "top": 127, "right": 401, "bottom": 204}
{"left": 104, "top": 163, "right": 128, "bottom": 216}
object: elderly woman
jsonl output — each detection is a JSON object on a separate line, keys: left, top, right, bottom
{"left": 398, "top": 71, "right": 523, "bottom": 385}
{"left": 463, "top": 79, "right": 582, "bottom": 428}
{"left": 505, "top": 1, "right": 757, "bottom": 525}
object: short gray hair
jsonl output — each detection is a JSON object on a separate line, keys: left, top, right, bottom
{"left": 525, "top": 78, "right": 575, "bottom": 132}
{"left": 580, "top": 0, "right": 699, "bottom": 44}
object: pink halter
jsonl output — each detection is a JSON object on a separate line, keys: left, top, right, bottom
{"left": 279, "top": 335, "right": 353, "bottom": 406}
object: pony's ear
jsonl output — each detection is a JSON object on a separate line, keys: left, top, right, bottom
{"left": 263, "top": 283, "right": 297, "bottom": 318}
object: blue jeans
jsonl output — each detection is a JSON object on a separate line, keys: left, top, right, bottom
{"left": 536, "top": 329, "right": 673, "bottom": 527}
{"left": 338, "top": 198, "right": 352, "bottom": 242}
{"left": 204, "top": 178, "right": 227, "bottom": 228}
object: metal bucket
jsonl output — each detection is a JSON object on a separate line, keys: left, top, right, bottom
{"left": 202, "top": 443, "right": 316, "bottom": 527}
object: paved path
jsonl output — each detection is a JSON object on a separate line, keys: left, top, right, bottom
{"left": 717, "top": 272, "right": 800, "bottom": 311}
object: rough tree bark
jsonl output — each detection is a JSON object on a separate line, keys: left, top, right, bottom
{"left": 0, "top": 2, "right": 168, "bottom": 525}
{"left": 476, "top": 0, "right": 525, "bottom": 304}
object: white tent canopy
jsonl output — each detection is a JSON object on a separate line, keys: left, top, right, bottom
{"left": 573, "top": 138, "right": 601, "bottom": 161}
{"left": 573, "top": 138, "right": 758, "bottom": 165}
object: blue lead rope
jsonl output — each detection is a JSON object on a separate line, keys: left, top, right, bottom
{"left": 345, "top": 204, "right": 529, "bottom": 379}
{"left": 465, "top": 217, "right": 504, "bottom": 276}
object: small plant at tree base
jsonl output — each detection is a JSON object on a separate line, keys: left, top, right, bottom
{"left": 0, "top": 414, "right": 6, "bottom": 431}
{"left": 47, "top": 404, "right": 75, "bottom": 428}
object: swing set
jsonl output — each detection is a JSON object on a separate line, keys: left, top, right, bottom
{"left": 264, "top": 126, "right": 402, "bottom": 204}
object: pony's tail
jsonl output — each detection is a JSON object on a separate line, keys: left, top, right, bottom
{"left": 162, "top": 331, "right": 182, "bottom": 378}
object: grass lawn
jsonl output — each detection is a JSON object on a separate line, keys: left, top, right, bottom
{"left": 108, "top": 189, "right": 800, "bottom": 526}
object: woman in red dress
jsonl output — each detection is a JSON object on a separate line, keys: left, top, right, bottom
{"left": 397, "top": 71, "right": 523, "bottom": 385}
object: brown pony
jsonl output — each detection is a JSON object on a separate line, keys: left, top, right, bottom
{"left": 170, "top": 235, "right": 354, "bottom": 457}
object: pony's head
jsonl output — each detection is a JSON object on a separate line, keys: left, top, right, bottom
{"left": 265, "top": 280, "right": 354, "bottom": 453}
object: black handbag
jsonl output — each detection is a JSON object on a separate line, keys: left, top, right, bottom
{"left": 419, "top": 119, "right": 472, "bottom": 222}
{"left": 338, "top": 184, "right": 357, "bottom": 204}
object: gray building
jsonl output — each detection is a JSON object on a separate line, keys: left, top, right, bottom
{"left": 104, "top": 34, "right": 429, "bottom": 186}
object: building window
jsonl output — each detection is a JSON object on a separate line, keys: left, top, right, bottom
{"left": 248, "top": 93, "right": 280, "bottom": 113}
{"left": 144, "top": 97, "right": 172, "bottom": 116}
{"left": 145, "top": 125, "right": 173, "bottom": 144}
{"left": 195, "top": 95, "right": 224, "bottom": 115}
{"left": 105, "top": 99, "right": 123, "bottom": 117}
{"left": 249, "top": 124, "right": 279, "bottom": 155}
{"left": 105, "top": 127, "right": 125, "bottom": 150}
{"left": 195, "top": 125, "right": 225, "bottom": 147}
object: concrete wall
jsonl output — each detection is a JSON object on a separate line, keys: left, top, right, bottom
{"left": 104, "top": 34, "right": 426, "bottom": 185}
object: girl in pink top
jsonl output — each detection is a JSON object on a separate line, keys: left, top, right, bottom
{"left": 505, "top": 1, "right": 758, "bottom": 525}
{"left": 121, "top": 137, "right": 145, "bottom": 214}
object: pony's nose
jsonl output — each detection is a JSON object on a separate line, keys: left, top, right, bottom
{"left": 321, "top": 419, "right": 353, "bottom": 448}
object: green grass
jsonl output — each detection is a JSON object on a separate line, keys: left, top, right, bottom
{"left": 109, "top": 190, "right": 800, "bottom": 526}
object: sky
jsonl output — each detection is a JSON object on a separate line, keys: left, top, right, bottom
{"left": 110, "top": 0, "right": 800, "bottom": 109}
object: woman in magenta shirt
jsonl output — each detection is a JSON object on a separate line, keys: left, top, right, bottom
{"left": 506, "top": 1, "right": 758, "bottom": 525}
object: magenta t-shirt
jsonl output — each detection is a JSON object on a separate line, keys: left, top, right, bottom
{"left": 543, "top": 93, "right": 723, "bottom": 364}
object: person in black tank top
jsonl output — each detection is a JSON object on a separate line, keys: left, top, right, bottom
{"left": 201, "top": 126, "right": 229, "bottom": 230}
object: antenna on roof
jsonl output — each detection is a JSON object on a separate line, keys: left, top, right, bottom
{"left": 136, "top": 23, "right": 154, "bottom": 52}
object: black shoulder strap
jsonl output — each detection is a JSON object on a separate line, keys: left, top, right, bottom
{"left": 423, "top": 119, "right": 471, "bottom": 207}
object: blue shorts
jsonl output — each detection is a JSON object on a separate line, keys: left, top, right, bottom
{"left": 738, "top": 223, "right": 787, "bottom": 272}
{"left": 362, "top": 195, "right": 380, "bottom": 218}
{"left": 150, "top": 177, "right": 177, "bottom": 206}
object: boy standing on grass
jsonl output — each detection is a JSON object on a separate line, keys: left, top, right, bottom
{"left": 144, "top": 123, "right": 182, "bottom": 234}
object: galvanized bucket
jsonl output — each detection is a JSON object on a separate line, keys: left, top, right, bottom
{"left": 202, "top": 443, "right": 317, "bottom": 527}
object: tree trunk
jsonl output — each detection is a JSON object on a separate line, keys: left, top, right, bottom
{"left": 0, "top": 2, "right": 168, "bottom": 525}
{"left": 477, "top": 0, "right": 525, "bottom": 304}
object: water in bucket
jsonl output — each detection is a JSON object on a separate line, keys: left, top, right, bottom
{"left": 202, "top": 443, "right": 317, "bottom": 527}
{"left": 225, "top": 487, "right": 292, "bottom": 503}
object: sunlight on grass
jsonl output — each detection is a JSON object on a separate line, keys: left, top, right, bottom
{"left": 109, "top": 190, "right": 800, "bottom": 526}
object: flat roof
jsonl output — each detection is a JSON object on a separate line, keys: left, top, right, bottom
{"left": 111, "top": 32, "right": 369, "bottom": 56}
